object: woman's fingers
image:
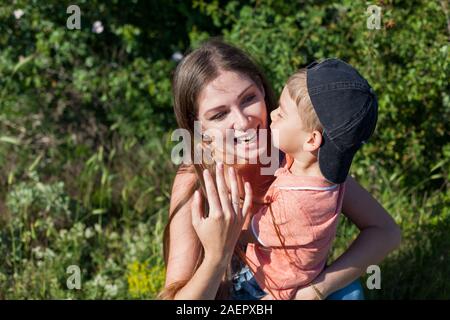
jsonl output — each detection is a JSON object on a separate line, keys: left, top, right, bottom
{"left": 242, "top": 182, "right": 253, "bottom": 221}
{"left": 203, "top": 168, "right": 222, "bottom": 217}
{"left": 191, "top": 190, "right": 204, "bottom": 228}
{"left": 228, "top": 166, "right": 240, "bottom": 217}
{"left": 216, "top": 162, "right": 232, "bottom": 219}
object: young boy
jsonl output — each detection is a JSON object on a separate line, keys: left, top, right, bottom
{"left": 240, "top": 58, "right": 378, "bottom": 300}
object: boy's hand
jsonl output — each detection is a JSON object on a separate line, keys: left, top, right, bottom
{"left": 293, "top": 284, "right": 321, "bottom": 300}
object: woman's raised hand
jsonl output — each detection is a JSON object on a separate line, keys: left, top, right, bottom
{"left": 191, "top": 162, "right": 253, "bottom": 264}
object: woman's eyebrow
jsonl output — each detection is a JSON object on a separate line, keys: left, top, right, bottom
{"left": 237, "top": 84, "right": 254, "bottom": 99}
{"left": 204, "top": 84, "right": 255, "bottom": 117}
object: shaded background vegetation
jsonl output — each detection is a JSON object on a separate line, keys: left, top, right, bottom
{"left": 0, "top": 0, "right": 448, "bottom": 299}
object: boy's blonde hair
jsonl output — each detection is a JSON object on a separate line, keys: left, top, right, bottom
{"left": 286, "top": 69, "right": 323, "bottom": 132}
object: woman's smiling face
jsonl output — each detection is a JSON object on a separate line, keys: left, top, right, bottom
{"left": 197, "top": 70, "right": 268, "bottom": 165}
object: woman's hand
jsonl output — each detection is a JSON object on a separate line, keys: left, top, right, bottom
{"left": 191, "top": 162, "right": 253, "bottom": 264}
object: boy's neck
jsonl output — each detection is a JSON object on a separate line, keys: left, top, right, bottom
{"left": 289, "top": 152, "right": 329, "bottom": 182}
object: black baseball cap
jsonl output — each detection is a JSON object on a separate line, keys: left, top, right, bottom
{"left": 306, "top": 58, "right": 378, "bottom": 184}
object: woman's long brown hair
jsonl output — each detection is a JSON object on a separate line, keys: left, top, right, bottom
{"left": 158, "top": 38, "right": 277, "bottom": 300}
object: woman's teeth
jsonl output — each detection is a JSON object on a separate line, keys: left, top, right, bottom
{"left": 234, "top": 132, "right": 257, "bottom": 144}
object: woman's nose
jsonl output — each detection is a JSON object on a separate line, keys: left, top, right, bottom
{"left": 232, "top": 108, "right": 250, "bottom": 131}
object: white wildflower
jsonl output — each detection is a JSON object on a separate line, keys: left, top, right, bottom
{"left": 104, "top": 284, "right": 118, "bottom": 297}
{"left": 13, "top": 9, "right": 24, "bottom": 20}
{"left": 94, "top": 223, "right": 102, "bottom": 233}
{"left": 92, "top": 21, "right": 104, "bottom": 34}
{"left": 32, "top": 246, "right": 43, "bottom": 260}
{"left": 84, "top": 227, "right": 94, "bottom": 239}
{"left": 93, "top": 274, "right": 106, "bottom": 287}
{"left": 171, "top": 51, "right": 183, "bottom": 62}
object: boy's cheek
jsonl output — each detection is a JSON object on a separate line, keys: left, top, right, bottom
{"left": 271, "top": 127, "right": 281, "bottom": 148}
{"left": 278, "top": 137, "right": 289, "bottom": 151}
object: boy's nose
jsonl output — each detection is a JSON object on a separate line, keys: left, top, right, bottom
{"left": 270, "top": 110, "right": 277, "bottom": 122}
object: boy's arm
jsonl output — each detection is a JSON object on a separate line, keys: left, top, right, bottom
{"left": 292, "top": 176, "right": 401, "bottom": 299}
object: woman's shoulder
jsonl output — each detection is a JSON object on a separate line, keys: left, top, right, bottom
{"left": 173, "top": 165, "right": 197, "bottom": 186}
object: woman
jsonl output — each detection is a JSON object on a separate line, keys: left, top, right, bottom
{"left": 159, "top": 39, "right": 401, "bottom": 300}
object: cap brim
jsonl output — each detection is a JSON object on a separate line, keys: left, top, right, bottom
{"left": 318, "top": 132, "right": 356, "bottom": 184}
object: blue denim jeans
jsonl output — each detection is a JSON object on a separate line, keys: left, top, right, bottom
{"left": 231, "top": 265, "right": 365, "bottom": 300}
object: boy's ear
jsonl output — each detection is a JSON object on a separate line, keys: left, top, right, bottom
{"left": 303, "top": 130, "right": 323, "bottom": 152}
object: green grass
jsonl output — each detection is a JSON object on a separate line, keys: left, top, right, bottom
{"left": 331, "top": 179, "right": 449, "bottom": 299}
{"left": 0, "top": 130, "right": 448, "bottom": 299}
{"left": 0, "top": 133, "right": 173, "bottom": 299}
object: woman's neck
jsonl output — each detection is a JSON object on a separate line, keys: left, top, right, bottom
{"left": 236, "top": 163, "right": 276, "bottom": 201}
